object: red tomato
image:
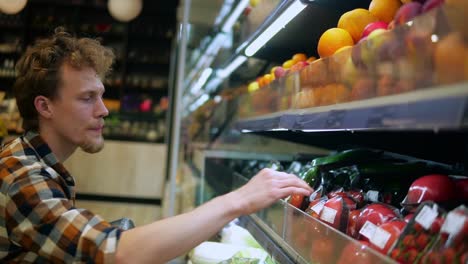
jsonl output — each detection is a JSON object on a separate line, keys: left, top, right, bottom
{"left": 343, "top": 196, "right": 357, "bottom": 210}
{"left": 347, "top": 209, "right": 361, "bottom": 238}
{"left": 403, "top": 213, "right": 415, "bottom": 223}
{"left": 327, "top": 192, "right": 357, "bottom": 210}
{"left": 309, "top": 236, "right": 335, "bottom": 264}
{"left": 390, "top": 248, "right": 401, "bottom": 259}
{"left": 328, "top": 190, "right": 346, "bottom": 199}
{"left": 460, "top": 252, "right": 468, "bottom": 264}
{"left": 415, "top": 233, "right": 430, "bottom": 250}
{"left": 430, "top": 216, "right": 444, "bottom": 234}
{"left": 337, "top": 241, "right": 374, "bottom": 264}
{"left": 402, "top": 234, "right": 417, "bottom": 249}
{"left": 347, "top": 190, "right": 365, "bottom": 205}
{"left": 319, "top": 196, "right": 345, "bottom": 231}
{"left": 407, "top": 174, "right": 456, "bottom": 204}
{"left": 442, "top": 248, "right": 456, "bottom": 263}
{"left": 356, "top": 204, "right": 398, "bottom": 241}
{"left": 306, "top": 198, "right": 325, "bottom": 218}
{"left": 289, "top": 194, "right": 304, "bottom": 209}
{"left": 421, "top": 251, "right": 443, "bottom": 264}
{"left": 370, "top": 220, "right": 406, "bottom": 254}
{"left": 406, "top": 248, "right": 419, "bottom": 263}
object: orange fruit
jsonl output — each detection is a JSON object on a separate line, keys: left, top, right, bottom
{"left": 292, "top": 53, "right": 307, "bottom": 63}
{"left": 263, "top": 73, "right": 274, "bottom": 84}
{"left": 270, "top": 66, "right": 279, "bottom": 75}
{"left": 282, "top": 59, "right": 294, "bottom": 69}
{"left": 306, "top": 56, "right": 317, "bottom": 63}
{"left": 338, "top": 8, "right": 378, "bottom": 43}
{"left": 317, "top": 28, "right": 354, "bottom": 58}
{"left": 434, "top": 32, "right": 468, "bottom": 85}
{"left": 334, "top": 45, "right": 353, "bottom": 54}
{"left": 369, "top": 0, "right": 401, "bottom": 23}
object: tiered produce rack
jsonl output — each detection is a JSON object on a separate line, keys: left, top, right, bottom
{"left": 168, "top": 0, "right": 468, "bottom": 263}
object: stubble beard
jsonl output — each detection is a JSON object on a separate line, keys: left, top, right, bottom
{"left": 80, "top": 135, "right": 105, "bottom": 153}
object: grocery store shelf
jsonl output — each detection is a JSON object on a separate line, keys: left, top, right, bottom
{"left": 236, "top": 82, "right": 468, "bottom": 132}
{"left": 247, "top": 0, "right": 371, "bottom": 61}
{"left": 237, "top": 215, "right": 305, "bottom": 264}
{"left": 232, "top": 173, "right": 396, "bottom": 264}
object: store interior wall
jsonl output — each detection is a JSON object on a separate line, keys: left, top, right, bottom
{"left": 0, "top": 0, "right": 179, "bottom": 225}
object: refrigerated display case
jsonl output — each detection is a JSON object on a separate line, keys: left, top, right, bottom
{"left": 167, "top": 0, "right": 467, "bottom": 262}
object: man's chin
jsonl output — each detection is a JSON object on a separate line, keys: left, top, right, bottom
{"left": 80, "top": 138, "right": 105, "bottom": 153}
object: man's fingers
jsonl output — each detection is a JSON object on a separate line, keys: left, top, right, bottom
{"left": 278, "top": 187, "right": 311, "bottom": 198}
{"left": 276, "top": 177, "right": 312, "bottom": 192}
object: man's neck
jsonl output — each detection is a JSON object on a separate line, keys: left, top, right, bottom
{"left": 38, "top": 126, "right": 77, "bottom": 163}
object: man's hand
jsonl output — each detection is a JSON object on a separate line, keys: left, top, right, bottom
{"left": 116, "top": 168, "right": 313, "bottom": 264}
{"left": 230, "top": 168, "right": 313, "bottom": 216}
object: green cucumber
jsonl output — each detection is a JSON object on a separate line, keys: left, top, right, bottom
{"left": 311, "top": 148, "right": 386, "bottom": 168}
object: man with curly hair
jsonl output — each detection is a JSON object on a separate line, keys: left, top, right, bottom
{"left": 0, "top": 28, "right": 312, "bottom": 263}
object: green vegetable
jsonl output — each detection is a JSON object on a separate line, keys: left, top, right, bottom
{"left": 221, "top": 225, "right": 262, "bottom": 249}
{"left": 299, "top": 166, "right": 320, "bottom": 188}
{"left": 311, "top": 148, "right": 386, "bottom": 168}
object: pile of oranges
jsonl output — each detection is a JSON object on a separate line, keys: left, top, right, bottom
{"left": 318, "top": 0, "right": 402, "bottom": 58}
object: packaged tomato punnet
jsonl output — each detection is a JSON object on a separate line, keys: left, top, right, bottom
{"left": 390, "top": 202, "right": 447, "bottom": 264}
{"left": 420, "top": 205, "right": 468, "bottom": 264}
{"left": 319, "top": 196, "right": 352, "bottom": 232}
{"left": 356, "top": 203, "right": 400, "bottom": 242}
{"left": 305, "top": 196, "right": 328, "bottom": 218}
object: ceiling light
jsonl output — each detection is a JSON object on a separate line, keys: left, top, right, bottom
{"left": 190, "top": 68, "right": 213, "bottom": 94}
{"left": 0, "top": 0, "right": 27, "bottom": 15}
{"left": 216, "top": 55, "right": 247, "bottom": 78}
{"left": 245, "top": 1, "right": 306, "bottom": 56}
{"left": 108, "top": 0, "right": 142, "bottom": 22}
{"left": 221, "top": 0, "right": 249, "bottom": 32}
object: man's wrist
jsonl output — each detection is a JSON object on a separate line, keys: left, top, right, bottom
{"left": 222, "top": 190, "right": 248, "bottom": 218}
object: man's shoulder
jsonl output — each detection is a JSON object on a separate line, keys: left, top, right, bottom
{"left": 1, "top": 136, "right": 36, "bottom": 159}
{"left": 0, "top": 137, "right": 44, "bottom": 179}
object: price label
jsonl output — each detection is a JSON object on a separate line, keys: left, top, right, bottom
{"left": 325, "top": 110, "right": 346, "bottom": 129}
{"left": 311, "top": 200, "right": 326, "bottom": 214}
{"left": 359, "top": 220, "right": 377, "bottom": 239}
{"left": 441, "top": 212, "right": 466, "bottom": 235}
{"left": 370, "top": 227, "right": 391, "bottom": 250}
{"left": 320, "top": 206, "right": 337, "bottom": 224}
{"left": 366, "top": 190, "right": 379, "bottom": 202}
{"left": 415, "top": 205, "right": 438, "bottom": 230}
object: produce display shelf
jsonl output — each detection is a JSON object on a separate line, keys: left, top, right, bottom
{"left": 235, "top": 82, "right": 468, "bottom": 132}
{"left": 226, "top": 0, "right": 371, "bottom": 64}
{"left": 232, "top": 173, "right": 396, "bottom": 264}
{"left": 237, "top": 215, "right": 301, "bottom": 264}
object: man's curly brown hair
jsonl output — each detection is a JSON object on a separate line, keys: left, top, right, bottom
{"left": 13, "top": 27, "right": 115, "bottom": 131}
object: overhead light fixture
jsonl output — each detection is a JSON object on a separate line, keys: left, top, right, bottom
{"left": 0, "top": 0, "right": 27, "bottom": 15}
{"left": 214, "top": 0, "right": 235, "bottom": 27}
{"left": 185, "top": 33, "right": 226, "bottom": 88}
{"left": 206, "top": 33, "right": 226, "bottom": 55}
{"left": 108, "top": 0, "right": 142, "bottom": 22}
{"left": 221, "top": 0, "right": 249, "bottom": 32}
{"left": 205, "top": 77, "right": 223, "bottom": 92}
{"left": 190, "top": 68, "right": 213, "bottom": 94}
{"left": 189, "top": 94, "right": 210, "bottom": 112}
{"left": 216, "top": 55, "right": 247, "bottom": 78}
{"left": 245, "top": 1, "right": 306, "bottom": 56}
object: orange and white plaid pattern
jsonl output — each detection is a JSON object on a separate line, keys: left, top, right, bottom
{"left": 0, "top": 131, "right": 121, "bottom": 263}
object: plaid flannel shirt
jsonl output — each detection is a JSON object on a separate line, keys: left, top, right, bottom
{"left": 0, "top": 131, "right": 121, "bottom": 263}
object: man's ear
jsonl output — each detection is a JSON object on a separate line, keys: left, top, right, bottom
{"left": 34, "top": 95, "right": 53, "bottom": 119}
